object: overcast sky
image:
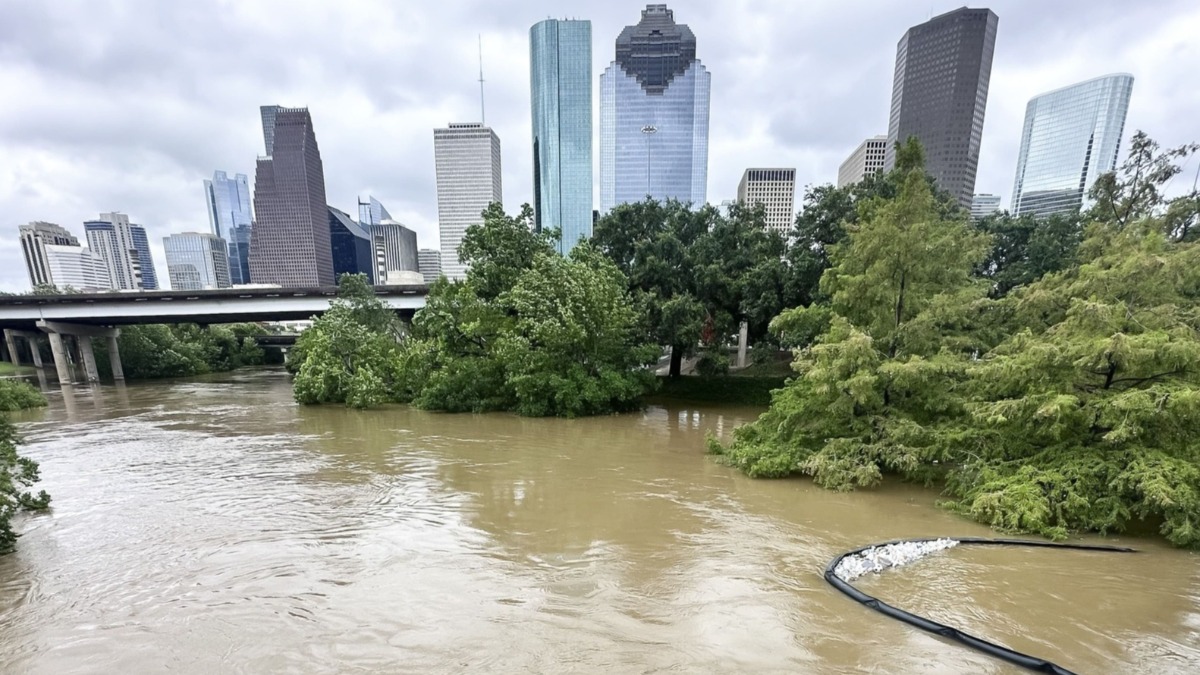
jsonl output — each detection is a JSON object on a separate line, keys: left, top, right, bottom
{"left": 1, "top": 0, "right": 1197, "bottom": 292}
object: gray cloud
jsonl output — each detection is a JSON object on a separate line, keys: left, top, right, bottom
{"left": 1, "top": 0, "right": 1197, "bottom": 291}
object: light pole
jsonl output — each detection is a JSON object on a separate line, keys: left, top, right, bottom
{"left": 641, "top": 125, "right": 657, "bottom": 200}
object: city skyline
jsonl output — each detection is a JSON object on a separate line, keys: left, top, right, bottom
{"left": 1, "top": 1, "right": 1197, "bottom": 291}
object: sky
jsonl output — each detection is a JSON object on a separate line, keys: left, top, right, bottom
{"left": 1, "top": 0, "right": 1198, "bottom": 292}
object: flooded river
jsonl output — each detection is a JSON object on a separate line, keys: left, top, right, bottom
{"left": 1, "top": 369, "right": 1197, "bottom": 673}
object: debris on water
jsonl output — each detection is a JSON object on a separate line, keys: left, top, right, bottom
{"left": 833, "top": 539, "right": 960, "bottom": 581}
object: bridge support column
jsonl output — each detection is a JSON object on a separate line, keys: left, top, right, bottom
{"left": 4, "top": 329, "right": 47, "bottom": 369}
{"left": 37, "top": 320, "right": 120, "bottom": 384}
{"left": 107, "top": 336, "right": 124, "bottom": 380}
{"left": 46, "top": 332, "right": 74, "bottom": 384}
{"left": 4, "top": 330, "right": 19, "bottom": 367}
{"left": 736, "top": 321, "right": 749, "bottom": 369}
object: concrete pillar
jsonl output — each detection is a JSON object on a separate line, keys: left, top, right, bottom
{"left": 107, "top": 336, "right": 125, "bottom": 380}
{"left": 78, "top": 337, "right": 100, "bottom": 383}
{"left": 737, "top": 321, "right": 749, "bottom": 369}
{"left": 47, "top": 332, "right": 74, "bottom": 384}
{"left": 3, "top": 330, "right": 19, "bottom": 366}
{"left": 28, "top": 338, "right": 44, "bottom": 369}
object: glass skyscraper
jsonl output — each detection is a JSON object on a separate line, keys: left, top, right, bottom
{"left": 84, "top": 212, "right": 157, "bottom": 290}
{"left": 885, "top": 7, "right": 999, "bottom": 208}
{"left": 204, "top": 171, "right": 254, "bottom": 285}
{"left": 163, "top": 232, "right": 231, "bottom": 290}
{"left": 1011, "top": 74, "right": 1134, "bottom": 218}
{"left": 600, "top": 4, "right": 710, "bottom": 213}
{"left": 328, "top": 207, "right": 375, "bottom": 283}
{"left": 531, "top": 18, "right": 593, "bottom": 254}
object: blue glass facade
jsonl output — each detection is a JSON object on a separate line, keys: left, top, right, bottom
{"left": 1011, "top": 74, "right": 1134, "bottom": 218}
{"left": 328, "top": 207, "right": 374, "bottom": 284}
{"left": 530, "top": 19, "right": 593, "bottom": 254}
{"left": 129, "top": 225, "right": 158, "bottom": 289}
{"left": 600, "top": 5, "right": 710, "bottom": 212}
{"left": 205, "top": 171, "right": 254, "bottom": 285}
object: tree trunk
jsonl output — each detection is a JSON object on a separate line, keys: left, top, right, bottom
{"left": 669, "top": 346, "right": 684, "bottom": 379}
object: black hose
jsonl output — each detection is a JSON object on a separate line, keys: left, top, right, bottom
{"left": 823, "top": 537, "right": 1137, "bottom": 675}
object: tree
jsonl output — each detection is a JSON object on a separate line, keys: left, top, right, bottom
{"left": 0, "top": 380, "right": 47, "bottom": 412}
{"left": 1, "top": 399, "right": 50, "bottom": 554}
{"left": 710, "top": 155, "right": 991, "bottom": 485}
{"left": 457, "top": 203, "right": 556, "bottom": 300}
{"left": 974, "top": 212, "right": 1084, "bottom": 298}
{"left": 1087, "top": 130, "right": 1200, "bottom": 232}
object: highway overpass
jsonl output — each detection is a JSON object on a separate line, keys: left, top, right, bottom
{"left": 0, "top": 286, "right": 428, "bottom": 384}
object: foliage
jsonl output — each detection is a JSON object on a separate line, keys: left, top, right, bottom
{"left": 0, "top": 380, "right": 47, "bottom": 412}
{"left": 654, "top": 376, "right": 787, "bottom": 407}
{"left": 593, "top": 198, "right": 798, "bottom": 377}
{"left": 973, "top": 212, "right": 1084, "bottom": 298}
{"left": 97, "top": 323, "right": 266, "bottom": 379}
{"left": 292, "top": 274, "right": 405, "bottom": 409}
{"left": 1, "top": 410, "right": 51, "bottom": 554}
{"left": 712, "top": 131, "right": 1200, "bottom": 547}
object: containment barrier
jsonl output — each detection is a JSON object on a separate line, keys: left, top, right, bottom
{"left": 824, "top": 537, "right": 1137, "bottom": 675}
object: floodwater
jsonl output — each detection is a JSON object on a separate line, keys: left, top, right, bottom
{"left": 0, "top": 369, "right": 1197, "bottom": 674}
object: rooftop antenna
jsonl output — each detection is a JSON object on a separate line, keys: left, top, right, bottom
{"left": 478, "top": 34, "right": 486, "bottom": 124}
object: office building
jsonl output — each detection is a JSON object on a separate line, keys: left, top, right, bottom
{"left": 358, "top": 195, "right": 392, "bottom": 228}
{"left": 1011, "top": 74, "right": 1134, "bottom": 218}
{"left": 19, "top": 221, "right": 79, "bottom": 288}
{"left": 44, "top": 245, "right": 112, "bottom": 291}
{"left": 838, "top": 136, "right": 888, "bottom": 187}
{"left": 885, "top": 7, "right": 999, "bottom": 207}
{"left": 260, "top": 105, "right": 280, "bottom": 156}
{"left": 970, "top": 193, "right": 1002, "bottom": 219}
{"left": 600, "top": 4, "right": 711, "bottom": 212}
{"left": 84, "top": 212, "right": 156, "bottom": 290}
{"left": 328, "top": 206, "right": 375, "bottom": 283}
{"left": 418, "top": 249, "right": 442, "bottom": 284}
{"left": 737, "top": 168, "right": 796, "bottom": 235}
{"left": 163, "top": 232, "right": 231, "bottom": 290}
{"left": 371, "top": 220, "right": 419, "bottom": 283}
{"left": 249, "top": 106, "right": 334, "bottom": 286}
{"left": 433, "top": 122, "right": 502, "bottom": 280}
{"left": 531, "top": 18, "right": 593, "bottom": 253}
{"left": 204, "top": 170, "right": 254, "bottom": 284}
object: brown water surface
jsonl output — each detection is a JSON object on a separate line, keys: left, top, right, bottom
{"left": 1, "top": 370, "right": 1196, "bottom": 673}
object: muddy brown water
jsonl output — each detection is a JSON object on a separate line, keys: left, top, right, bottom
{"left": 1, "top": 369, "right": 1196, "bottom": 673}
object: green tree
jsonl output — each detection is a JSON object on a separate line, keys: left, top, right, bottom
{"left": 710, "top": 157, "right": 990, "bottom": 484}
{"left": 1, "top": 402, "right": 50, "bottom": 554}
{"left": 1087, "top": 130, "right": 1200, "bottom": 233}
{"left": 457, "top": 203, "right": 556, "bottom": 300}
{"left": 973, "top": 212, "right": 1084, "bottom": 298}
{"left": 0, "top": 380, "right": 47, "bottom": 412}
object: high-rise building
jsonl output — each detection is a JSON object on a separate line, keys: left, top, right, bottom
{"left": 371, "top": 220, "right": 419, "bottom": 283}
{"left": 737, "top": 168, "right": 796, "bottom": 235}
{"left": 970, "top": 193, "right": 1002, "bottom": 220}
{"left": 838, "top": 136, "right": 888, "bottom": 187}
{"left": 328, "top": 206, "right": 375, "bottom": 283}
{"left": 84, "top": 212, "right": 155, "bottom": 290}
{"left": 43, "top": 245, "right": 112, "bottom": 291}
{"left": 260, "top": 105, "right": 281, "bottom": 156}
{"left": 433, "top": 122, "right": 502, "bottom": 280}
{"left": 531, "top": 18, "right": 594, "bottom": 254}
{"left": 1011, "top": 74, "right": 1134, "bottom": 219}
{"left": 600, "top": 4, "right": 711, "bottom": 212}
{"left": 418, "top": 249, "right": 442, "bottom": 285}
{"left": 249, "top": 106, "right": 334, "bottom": 286}
{"left": 884, "top": 7, "right": 999, "bottom": 207}
{"left": 204, "top": 171, "right": 254, "bottom": 285}
{"left": 357, "top": 195, "right": 392, "bottom": 228}
{"left": 163, "top": 232, "right": 231, "bottom": 290}
{"left": 18, "top": 221, "right": 79, "bottom": 288}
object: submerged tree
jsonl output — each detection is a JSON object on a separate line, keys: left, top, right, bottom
{"left": 1, "top": 390, "right": 51, "bottom": 554}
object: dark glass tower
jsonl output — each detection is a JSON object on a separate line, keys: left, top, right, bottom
{"left": 884, "top": 7, "right": 999, "bottom": 208}
{"left": 249, "top": 106, "right": 334, "bottom": 286}
{"left": 327, "top": 206, "right": 374, "bottom": 283}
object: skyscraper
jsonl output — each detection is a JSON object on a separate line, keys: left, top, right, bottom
{"left": 18, "top": 221, "right": 79, "bottom": 288}
{"left": 43, "top": 245, "right": 112, "bottom": 291}
{"left": 600, "top": 4, "right": 711, "bottom": 212}
{"left": 1011, "top": 74, "right": 1134, "bottom": 218}
{"left": 163, "top": 232, "right": 231, "bottom": 290}
{"left": 737, "top": 168, "right": 796, "bottom": 235}
{"left": 84, "top": 212, "right": 155, "bottom": 290}
{"left": 249, "top": 106, "right": 334, "bottom": 286}
{"left": 328, "top": 207, "right": 375, "bottom": 283}
{"left": 357, "top": 195, "right": 392, "bottom": 228}
{"left": 204, "top": 170, "right": 254, "bottom": 285}
{"left": 433, "top": 122, "right": 502, "bottom": 280}
{"left": 885, "top": 7, "right": 999, "bottom": 207}
{"left": 837, "top": 136, "right": 888, "bottom": 187}
{"left": 417, "top": 249, "right": 442, "bottom": 284}
{"left": 531, "top": 18, "right": 593, "bottom": 254}
{"left": 970, "top": 193, "right": 1002, "bottom": 220}
{"left": 371, "top": 220, "right": 419, "bottom": 283}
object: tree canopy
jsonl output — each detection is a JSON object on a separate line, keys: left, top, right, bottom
{"left": 1, "top": 383, "right": 50, "bottom": 554}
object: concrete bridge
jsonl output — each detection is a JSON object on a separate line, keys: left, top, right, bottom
{"left": 0, "top": 286, "right": 427, "bottom": 384}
